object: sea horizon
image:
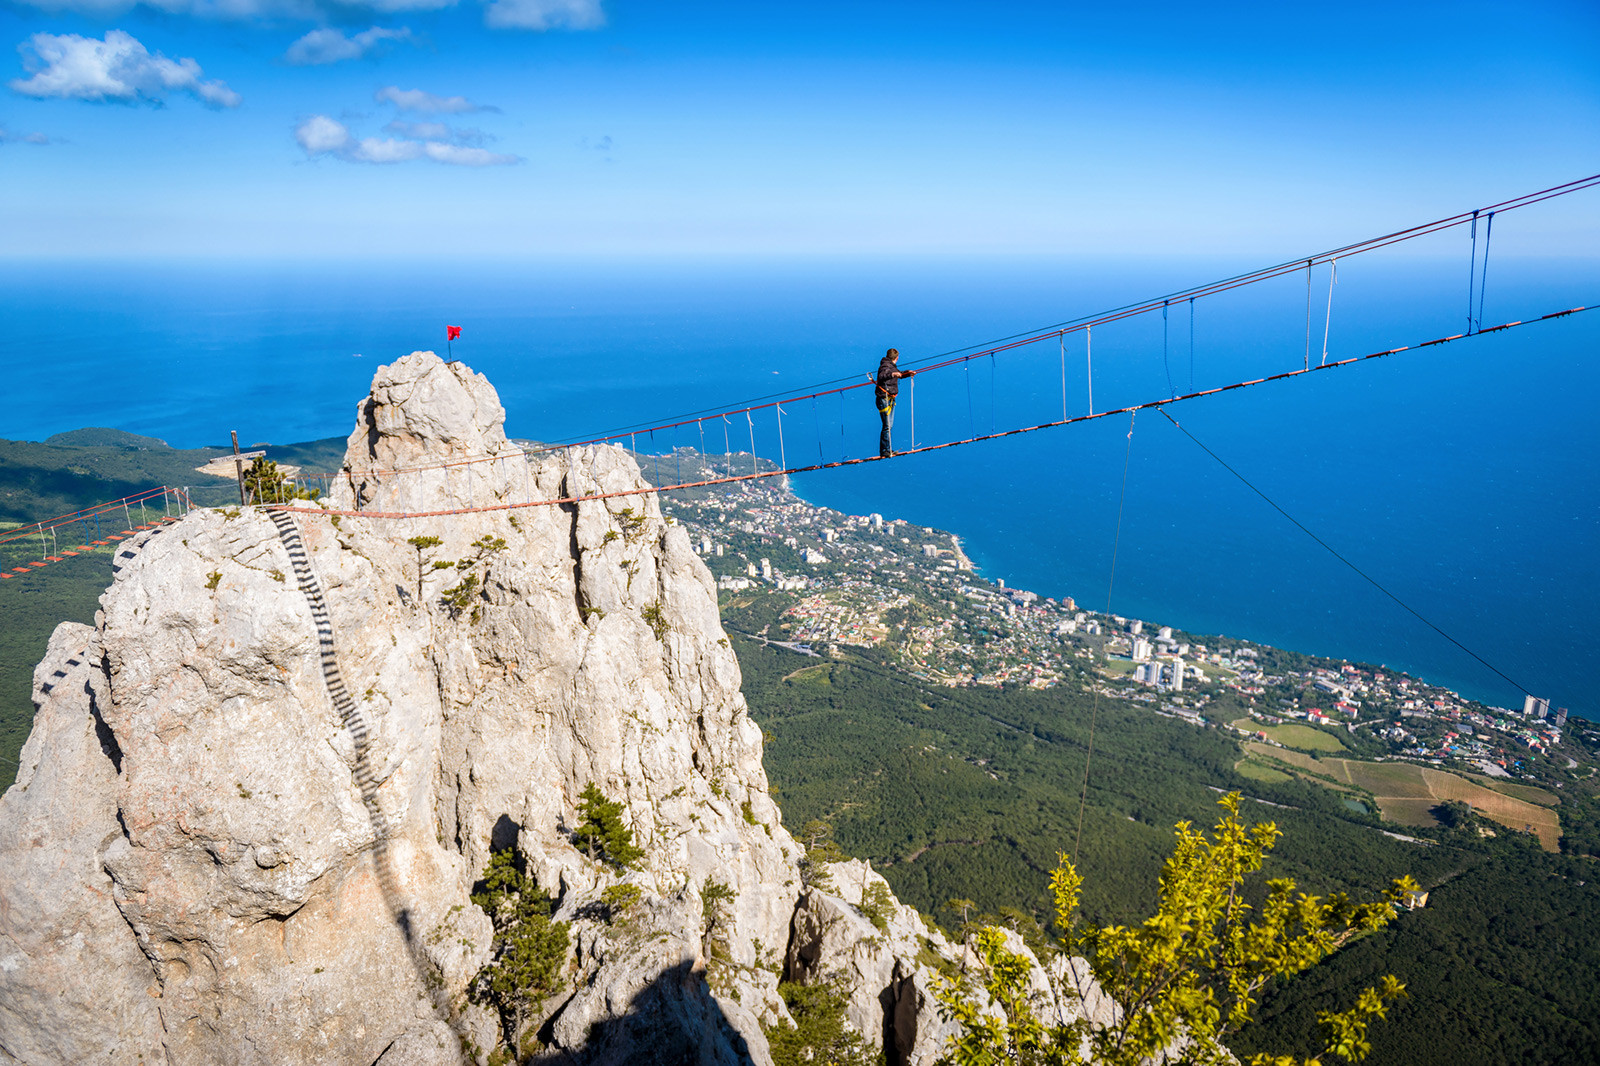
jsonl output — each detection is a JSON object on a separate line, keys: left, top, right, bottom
{"left": 2, "top": 252, "right": 1595, "bottom": 718}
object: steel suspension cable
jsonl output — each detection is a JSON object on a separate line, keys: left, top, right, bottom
{"left": 1477, "top": 212, "right": 1496, "bottom": 332}
{"left": 1075, "top": 410, "right": 1137, "bottom": 865}
{"left": 1163, "top": 301, "right": 1175, "bottom": 398}
{"left": 1468, "top": 210, "right": 1482, "bottom": 334}
{"left": 1155, "top": 407, "right": 1531, "bottom": 695}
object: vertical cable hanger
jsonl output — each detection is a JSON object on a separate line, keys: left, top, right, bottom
{"left": 989, "top": 353, "right": 997, "bottom": 435}
{"left": 813, "top": 396, "right": 824, "bottom": 462}
{"left": 746, "top": 411, "right": 757, "bottom": 477}
{"left": 1304, "top": 260, "right": 1313, "bottom": 371}
{"left": 1476, "top": 211, "right": 1496, "bottom": 332}
{"left": 1085, "top": 327, "right": 1094, "bottom": 416}
{"left": 776, "top": 404, "right": 787, "bottom": 473}
{"left": 1320, "top": 259, "right": 1339, "bottom": 366}
{"left": 1163, "top": 300, "right": 1175, "bottom": 398}
{"left": 907, "top": 375, "right": 915, "bottom": 449}
{"left": 1466, "top": 209, "right": 1481, "bottom": 335}
{"left": 837, "top": 390, "right": 846, "bottom": 460}
{"left": 965, "top": 359, "right": 976, "bottom": 437}
{"left": 1188, "top": 297, "right": 1195, "bottom": 392}
{"left": 1060, "top": 333, "right": 1068, "bottom": 421}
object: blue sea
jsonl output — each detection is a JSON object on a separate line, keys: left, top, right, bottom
{"left": 2, "top": 250, "right": 1596, "bottom": 718}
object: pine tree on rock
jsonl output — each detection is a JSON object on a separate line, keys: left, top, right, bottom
{"left": 574, "top": 783, "right": 644, "bottom": 870}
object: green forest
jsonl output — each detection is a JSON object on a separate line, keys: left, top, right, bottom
{"left": 730, "top": 636, "right": 1600, "bottom": 1065}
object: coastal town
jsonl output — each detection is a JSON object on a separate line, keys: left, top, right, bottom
{"left": 640, "top": 447, "right": 1592, "bottom": 799}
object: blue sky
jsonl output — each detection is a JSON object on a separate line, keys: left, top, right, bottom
{"left": 2, "top": 0, "right": 1597, "bottom": 257}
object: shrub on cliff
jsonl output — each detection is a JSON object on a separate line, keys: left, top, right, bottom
{"left": 242, "top": 457, "right": 318, "bottom": 504}
{"left": 471, "top": 848, "right": 571, "bottom": 1055}
{"left": 574, "top": 782, "right": 644, "bottom": 870}
{"left": 937, "top": 793, "right": 1414, "bottom": 1066}
{"left": 765, "top": 979, "right": 879, "bottom": 1066}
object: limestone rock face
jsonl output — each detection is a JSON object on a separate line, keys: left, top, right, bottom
{"left": 0, "top": 350, "right": 1108, "bottom": 1066}
{"left": 0, "top": 624, "right": 166, "bottom": 1066}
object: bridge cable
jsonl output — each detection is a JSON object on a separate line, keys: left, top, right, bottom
{"left": 1155, "top": 406, "right": 1530, "bottom": 696}
{"left": 259, "top": 305, "right": 1596, "bottom": 523}
{"left": 1320, "top": 260, "right": 1339, "bottom": 366}
{"left": 1075, "top": 409, "right": 1137, "bottom": 866}
{"left": 1164, "top": 301, "right": 1175, "bottom": 398}
{"left": 1467, "top": 210, "right": 1481, "bottom": 334}
{"left": 1477, "top": 212, "right": 1496, "bottom": 333}
{"left": 1189, "top": 298, "right": 1195, "bottom": 392}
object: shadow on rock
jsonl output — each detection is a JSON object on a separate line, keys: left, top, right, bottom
{"left": 537, "top": 962, "right": 757, "bottom": 1066}
{"left": 269, "top": 509, "right": 475, "bottom": 1062}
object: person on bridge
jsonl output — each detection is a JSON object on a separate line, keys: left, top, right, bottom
{"left": 874, "top": 348, "right": 914, "bottom": 458}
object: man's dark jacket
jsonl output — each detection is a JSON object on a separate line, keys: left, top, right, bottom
{"left": 875, "top": 356, "right": 905, "bottom": 405}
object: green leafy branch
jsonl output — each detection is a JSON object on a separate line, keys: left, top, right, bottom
{"left": 936, "top": 792, "right": 1414, "bottom": 1066}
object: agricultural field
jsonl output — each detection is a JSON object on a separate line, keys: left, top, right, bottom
{"left": 1234, "top": 758, "right": 1293, "bottom": 784}
{"left": 1244, "top": 744, "right": 1562, "bottom": 850}
{"left": 1462, "top": 771, "right": 1560, "bottom": 807}
{"left": 1232, "top": 718, "right": 1347, "bottom": 753}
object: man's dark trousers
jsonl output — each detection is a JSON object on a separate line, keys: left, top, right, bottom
{"left": 878, "top": 401, "right": 895, "bottom": 458}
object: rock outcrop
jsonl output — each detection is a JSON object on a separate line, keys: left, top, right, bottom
{"left": 0, "top": 351, "right": 1104, "bottom": 1066}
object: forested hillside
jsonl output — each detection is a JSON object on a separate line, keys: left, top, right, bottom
{"left": 732, "top": 635, "right": 1600, "bottom": 1064}
{"left": 733, "top": 637, "right": 1465, "bottom": 926}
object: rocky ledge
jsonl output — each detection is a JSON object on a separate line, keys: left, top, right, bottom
{"left": 0, "top": 351, "right": 1105, "bottom": 1066}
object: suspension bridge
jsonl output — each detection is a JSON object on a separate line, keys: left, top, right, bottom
{"left": 4, "top": 173, "right": 1596, "bottom": 547}
{"left": 0, "top": 487, "right": 195, "bottom": 580}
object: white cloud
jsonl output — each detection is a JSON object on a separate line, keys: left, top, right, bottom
{"left": 0, "top": 126, "right": 53, "bottom": 144}
{"left": 11, "top": 0, "right": 604, "bottom": 31}
{"left": 481, "top": 0, "right": 601, "bottom": 31}
{"left": 296, "top": 113, "right": 517, "bottom": 166}
{"left": 351, "top": 135, "right": 424, "bottom": 163}
{"left": 10, "top": 0, "right": 453, "bottom": 17}
{"left": 284, "top": 25, "right": 411, "bottom": 66}
{"left": 294, "top": 112, "right": 349, "bottom": 152}
{"left": 422, "top": 141, "right": 514, "bottom": 165}
{"left": 9, "top": 30, "right": 241, "bottom": 108}
{"left": 374, "top": 85, "right": 495, "bottom": 113}
{"left": 384, "top": 118, "right": 450, "bottom": 140}
{"left": 384, "top": 118, "right": 491, "bottom": 145}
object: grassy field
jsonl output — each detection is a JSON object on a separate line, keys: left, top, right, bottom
{"left": 782, "top": 663, "right": 832, "bottom": 685}
{"left": 1232, "top": 718, "right": 1347, "bottom": 753}
{"left": 1235, "top": 758, "right": 1293, "bottom": 784}
{"left": 1245, "top": 744, "right": 1562, "bottom": 850}
{"left": 1462, "top": 771, "right": 1561, "bottom": 807}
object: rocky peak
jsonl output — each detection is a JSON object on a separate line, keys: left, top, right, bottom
{"left": 0, "top": 350, "right": 1098, "bottom": 1066}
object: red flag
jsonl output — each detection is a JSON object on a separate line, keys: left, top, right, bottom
{"left": 447, "top": 325, "right": 462, "bottom": 341}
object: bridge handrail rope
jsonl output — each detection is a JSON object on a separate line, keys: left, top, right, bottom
{"left": 257, "top": 305, "right": 1594, "bottom": 521}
